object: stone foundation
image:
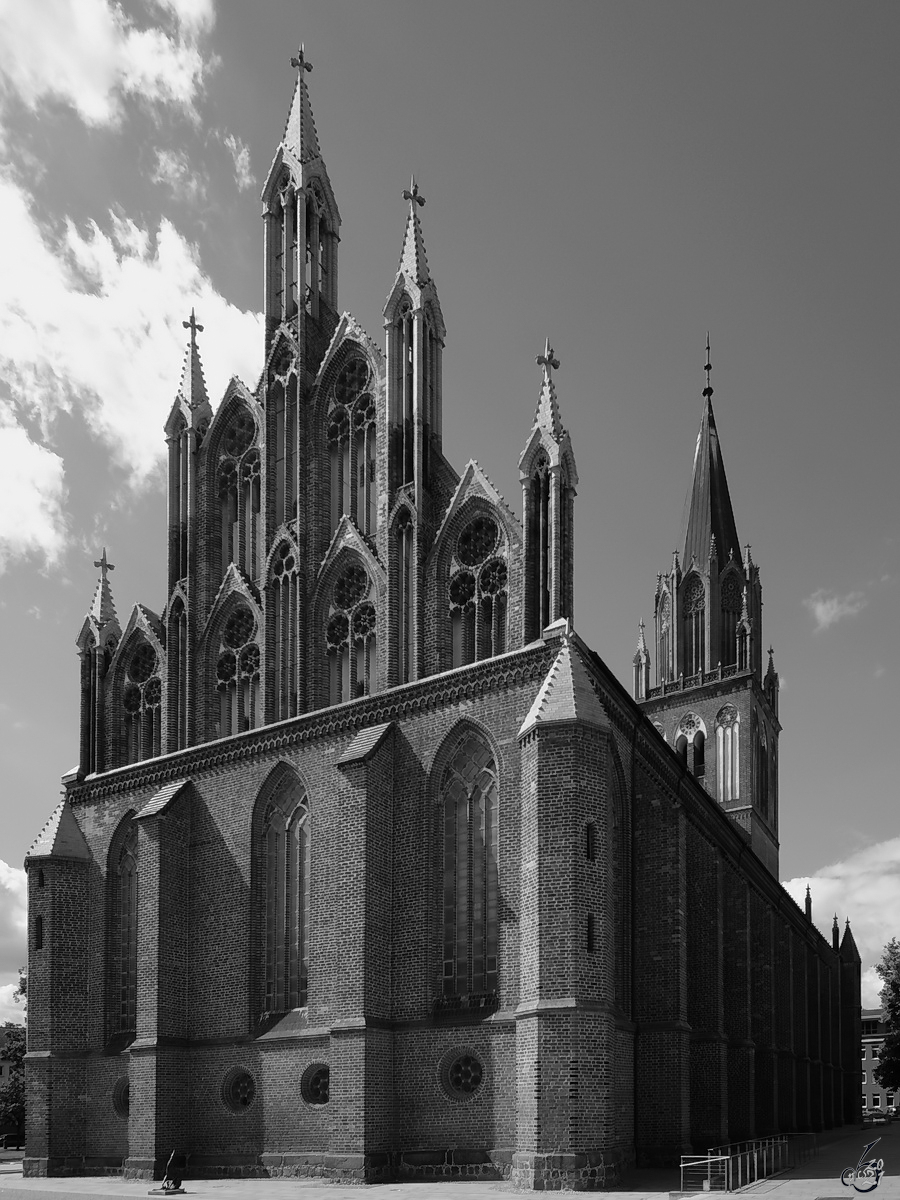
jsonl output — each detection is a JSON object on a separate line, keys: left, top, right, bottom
{"left": 512, "top": 1149, "right": 630, "bottom": 1190}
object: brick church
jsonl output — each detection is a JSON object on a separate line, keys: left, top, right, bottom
{"left": 25, "top": 51, "right": 862, "bottom": 1188}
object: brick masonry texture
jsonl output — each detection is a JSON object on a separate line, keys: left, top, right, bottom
{"left": 25, "top": 62, "right": 861, "bottom": 1191}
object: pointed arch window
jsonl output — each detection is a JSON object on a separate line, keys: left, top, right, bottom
{"left": 326, "top": 563, "right": 376, "bottom": 703}
{"left": 676, "top": 712, "right": 706, "bottom": 777}
{"left": 169, "top": 599, "right": 188, "bottom": 751}
{"left": 328, "top": 356, "right": 372, "bottom": 533}
{"left": 123, "top": 641, "right": 161, "bottom": 763}
{"left": 440, "top": 735, "right": 499, "bottom": 999}
{"left": 272, "top": 374, "right": 298, "bottom": 528}
{"left": 715, "top": 704, "right": 740, "bottom": 802}
{"left": 527, "top": 452, "right": 551, "bottom": 635}
{"left": 396, "top": 510, "right": 414, "bottom": 684}
{"left": 216, "top": 605, "right": 260, "bottom": 736}
{"left": 449, "top": 514, "right": 507, "bottom": 667}
{"left": 758, "top": 724, "right": 769, "bottom": 818}
{"left": 720, "top": 573, "right": 742, "bottom": 667}
{"left": 110, "top": 823, "right": 138, "bottom": 1036}
{"left": 262, "top": 781, "right": 310, "bottom": 1012}
{"left": 683, "top": 575, "right": 706, "bottom": 677}
{"left": 271, "top": 543, "right": 300, "bottom": 721}
{"left": 657, "top": 591, "right": 671, "bottom": 684}
{"left": 217, "top": 409, "right": 260, "bottom": 579}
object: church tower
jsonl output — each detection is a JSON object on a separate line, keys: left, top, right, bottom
{"left": 635, "top": 342, "right": 781, "bottom": 875}
{"left": 518, "top": 341, "right": 577, "bottom": 640}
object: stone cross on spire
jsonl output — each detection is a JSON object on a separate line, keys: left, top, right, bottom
{"left": 536, "top": 338, "right": 560, "bottom": 382}
{"left": 291, "top": 44, "right": 312, "bottom": 73}
{"left": 89, "top": 548, "right": 117, "bottom": 625}
{"left": 182, "top": 308, "right": 203, "bottom": 346}
{"left": 93, "top": 548, "right": 114, "bottom": 582}
{"left": 703, "top": 333, "right": 713, "bottom": 399}
{"left": 402, "top": 177, "right": 425, "bottom": 207}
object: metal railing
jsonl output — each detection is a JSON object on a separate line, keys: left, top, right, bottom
{"left": 680, "top": 1135, "right": 790, "bottom": 1192}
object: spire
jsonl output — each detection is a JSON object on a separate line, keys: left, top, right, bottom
{"left": 633, "top": 618, "right": 649, "bottom": 661}
{"left": 177, "top": 309, "right": 209, "bottom": 411}
{"left": 805, "top": 884, "right": 812, "bottom": 922}
{"left": 840, "top": 917, "right": 861, "bottom": 963}
{"left": 283, "top": 44, "right": 321, "bottom": 165}
{"left": 398, "top": 177, "right": 430, "bottom": 286}
{"left": 533, "top": 338, "right": 565, "bottom": 442}
{"left": 680, "top": 337, "right": 742, "bottom": 570}
{"left": 89, "top": 549, "right": 117, "bottom": 626}
{"left": 832, "top": 914, "right": 840, "bottom": 952}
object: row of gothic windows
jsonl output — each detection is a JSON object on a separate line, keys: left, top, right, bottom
{"left": 667, "top": 704, "right": 741, "bottom": 802}
{"left": 105, "top": 733, "right": 501, "bottom": 1038}
{"left": 449, "top": 515, "right": 508, "bottom": 668}
{"left": 328, "top": 357, "right": 377, "bottom": 536}
{"left": 657, "top": 573, "right": 750, "bottom": 681}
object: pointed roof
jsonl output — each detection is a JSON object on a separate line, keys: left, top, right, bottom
{"left": 633, "top": 619, "right": 649, "bottom": 665}
{"left": 518, "top": 634, "right": 608, "bottom": 738}
{"left": 398, "top": 178, "right": 430, "bottom": 286}
{"left": 533, "top": 338, "right": 565, "bottom": 442}
{"left": 88, "top": 548, "right": 117, "bottom": 625}
{"left": 137, "top": 778, "right": 191, "bottom": 820}
{"left": 27, "top": 800, "right": 91, "bottom": 861}
{"left": 177, "top": 309, "right": 209, "bottom": 411}
{"left": 680, "top": 394, "right": 742, "bottom": 571}
{"left": 283, "top": 45, "right": 321, "bottom": 165}
{"left": 840, "top": 918, "right": 861, "bottom": 963}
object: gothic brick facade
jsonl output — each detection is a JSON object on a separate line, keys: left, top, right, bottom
{"left": 24, "top": 54, "right": 861, "bottom": 1188}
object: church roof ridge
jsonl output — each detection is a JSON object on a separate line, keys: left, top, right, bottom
{"left": 518, "top": 628, "right": 609, "bottom": 737}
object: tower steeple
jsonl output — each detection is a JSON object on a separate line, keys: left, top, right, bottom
{"left": 76, "top": 550, "right": 122, "bottom": 778}
{"left": 518, "top": 340, "right": 578, "bottom": 639}
{"left": 262, "top": 46, "right": 340, "bottom": 356}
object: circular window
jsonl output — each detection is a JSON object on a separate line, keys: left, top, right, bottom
{"left": 144, "top": 677, "right": 162, "bottom": 708}
{"left": 326, "top": 612, "right": 350, "bottom": 649}
{"left": 221, "top": 1067, "right": 256, "bottom": 1112}
{"left": 449, "top": 572, "right": 476, "bottom": 608}
{"left": 128, "top": 643, "right": 157, "bottom": 684}
{"left": 301, "top": 1063, "right": 330, "bottom": 1105}
{"left": 352, "top": 603, "right": 376, "bottom": 639}
{"left": 457, "top": 516, "right": 499, "bottom": 566}
{"left": 112, "top": 1076, "right": 129, "bottom": 1119}
{"left": 480, "top": 559, "right": 508, "bottom": 595}
{"left": 223, "top": 607, "right": 256, "bottom": 648}
{"left": 441, "top": 1050, "right": 484, "bottom": 1100}
{"left": 334, "top": 565, "right": 367, "bottom": 609}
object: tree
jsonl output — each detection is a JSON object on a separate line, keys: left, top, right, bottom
{"left": 12, "top": 967, "right": 25, "bottom": 1015}
{"left": 873, "top": 937, "right": 900, "bottom": 1092}
{"left": 0, "top": 1022, "right": 25, "bottom": 1135}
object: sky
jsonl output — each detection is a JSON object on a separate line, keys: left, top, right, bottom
{"left": 0, "top": 0, "right": 898, "bottom": 1023}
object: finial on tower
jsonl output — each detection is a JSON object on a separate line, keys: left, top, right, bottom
{"left": 703, "top": 333, "right": 713, "bottom": 399}
{"left": 291, "top": 44, "right": 312, "bottom": 73}
{"left": 536, "top": 338, "right": 560, "bottom": 380}
{"left": 402, "top": 177, "right": 425, "bottom": 207}
{"left": 93, "top": 548, "right": 115, "bottom": 582}
{"left": 182, "top": 308, "right": 203, "bottom": 346}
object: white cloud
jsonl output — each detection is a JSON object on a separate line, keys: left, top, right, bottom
{"left": 223, "top": 132, "right": 255, "bottom": 192}
{"left": 803, "top": 587, "right": 868, "bottom": 632}
{"left": 0, "top": 170, "right": 262, "bottom": 493}
{"left": 0, "top": 0, "right": 213, "bottom": 128}
{"left": 152, "top": 147, "right": 207, "bottom": 205}
{"left": 0, "top": 862, "right": 27, "bottom": 979}
{"left": 783, "top": 836, "right": 900, "bottom": 1006}
{"left": 0, "top": 409, "right": 68, "bottom": 571}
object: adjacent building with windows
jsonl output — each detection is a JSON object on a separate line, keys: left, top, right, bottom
{"left": 862, "top": 1008, "right": 895, "bottom": 1111}
{"left": 24, "top": 52, "right": 861, "bottom": 1189}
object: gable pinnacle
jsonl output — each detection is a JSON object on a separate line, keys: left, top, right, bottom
{"left": 89, "top": 548, "right": 118, "bottom": 625}
{"left": 177, "top": 308, "right": 209, "bottom": 411}
{"left": 282, "top": 42, "right": 321, "bottom": 165}
{"left": 636, "top": 618, "right": 648, "bottom": 655}
{"left": 533, "top": 337, "right": 564, "bottom": 442}
{"left": 398, "top": 177, "right": 431, "bottom": 285}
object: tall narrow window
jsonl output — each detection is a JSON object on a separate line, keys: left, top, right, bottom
{"left": 676, "top": 712, "right": 705, "bottom": 775}
{"left": 528, "top": 455, "right": 551, "bottom": 635}
{"left": 170, "top": 600, "right": 188, "bottom": 750}
{"left": 123, "top": 641, "right": 161, "bottom": 764}
{"left": 263, "top": 780, "right": 310, "bottom": 1012}
{"left": 715, "top": 704, "right": 740, "bottom": 801}
{"left": 720, "top": 573, "right": 742, "bottom": 667}
{"left": 657, "top": 592, "right": 671, "bottom": 684}
{"left": 449, "top": 515, "right": 507, "bottom": 668}
{"left": 397, "top": 511, "right": 414, "bottom": 683}
{"left": 216, "top": 605, "right": 260, "bottom": 736}
{"left": 217, "top": 408, "right": 258, "bottom": 578}
{"left": 326, "top": 563, "right": 376, "bottom": 704}
{"left": 111, "top": 824, "right": 138, "bottom": 1035}
{"left": 693, "top": 730, "right": 705, "bottom": 778}
{"left": 683, "top": 575, "right": 706, "bottom": 677}
{"left": 440, "top": 735, "right": 499, "bottom": 998}
{"left": 271, "top": 543, "right": 299, "bottom": 721}
{"left": 758, "top": 726, "right": 769, "bottom": 818}
{"left": 329, "top": 356, "right": 371, "bottom": 534}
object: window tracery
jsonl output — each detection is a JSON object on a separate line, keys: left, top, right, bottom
{"left": 449, "top": 515, "right": 507, "bottom": 667}
{"left": 216, "top": 604, "right": 260, "bottom": 736}
{"left": 328, "top": 356, "right": 374, "bottom": 534}
{"left": 262, "top": 779, "right": 310, "bottom": 1013}
{"left": 657, "top": 591, "right": 671, "bottom": 683}
{"left": 720, "top": 572, "right": 742, "bottom": 667}
{"left": 169, "top": 598, "right": 188, "bottom": 750}
{"left": 217, "top": 408, "right": 260, "bottom": 579}
{"left": 677, "top": 711, "right": 706, "bottom": 779}
{"left": 110, "top": 823, "right": 137, "bottom": 1036}
{"left": 527, "top": 452, "right": 551, "bottom": 634}
{"left": 396, "top": 509, "right": 414, "bottom": 684}
{"left": 683, "top": 574, "right": 705, "bottom": 676}
{"left": 326, "top": 563, "right": 376, "bottom": 703}
{"left": 715, "top": 703, "right": 740, "bottom": 801}
{"left": 271, "top": 543, "right": 300, "bottom": 721}
{"left": 440, "top": 735, "right": 499, "bottom": 999}
{"left": 123, "top": 641, "right": 161, "bottom": 763}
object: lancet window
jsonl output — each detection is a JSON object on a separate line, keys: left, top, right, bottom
{"left": 271, "top": 542, "right": 300, "bottom": 721}
{"left": 527, "top": 452, "right": 551, "bottom": 634}
{"left": 440, "top": 735, "right": 499, "bottom": 998}
{"left": 657, "top": 591, "right": 671, "bottom": 683}
{"left": 676, "top": 712, "right": 706, "bottom": 779}
{"left": 215, "top": 605, "right": 261, "bottom": 736}
{"left": 304, "top": 184, "right": 333, "bottom": 318}
{"left": 169, "top": 599, "right": 188, "bottom": 751}
{"left": 682, "top": 575, "right": 706, "bottom": 677}
{"left": 395, "top": 298, "right": 414, "bottom": 489}
{"left": 272, "top": 180, "right": 299, "bottom": 323}
{"left": 396, "top": 510, "right": 414, "bottom": 684}
{"left": 262, "top": 779, "right": 310, "bottom": 1012}
{"left": 326, "top": 563, "right": 376, "bottom": 704}
{"left": 170, "top": 415, "right": 189, "bottom": 582}
{"left": 449, "top": 514, "right": 507, "bottom": 668}
{"left": 272, "top": 375, "right": 298, "bottom": 527}
{"left": 109, "top": 823, "right": 138, "bottom": 1036}
{"left": 217, "top": 408, "right": 260, "bottom": 579}
{"left": 328, "top": 356, "right": 375, "bottom": 534}
{"left": 719, "top": 572, "right": 742, "bottom": 667}
{"left": 757, "top": 725, "right": 769, "bottom": 818}
{"left": 123, "top": 641, "right": 161, "bottom": 763}
{"left": 715, "top": 704, "right": 740, "bottom": 802}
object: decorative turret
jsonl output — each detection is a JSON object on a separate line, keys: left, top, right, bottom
{"left": 518, "top": 340, "right": 578, "bottom": 640}
{"left": 165, "top": 311, "right": 212, "bottom": 593}
{"left": 76, "top": 550, "right": 121, "bottom": 777}
{"left": 383, "top": 179, "right": 446, "bottom": 504}
{"left": 632, "top": 619, "right": 650, "bottom": 701}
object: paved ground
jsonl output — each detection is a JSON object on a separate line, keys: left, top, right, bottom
{"left": 0, "top": 1124, "right": 897, "bottom": 1200}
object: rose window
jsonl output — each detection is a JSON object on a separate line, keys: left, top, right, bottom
{"left": 216, "top": 652, "right": 237, "bottom": 682}
{"left": 223, "top": 607, "right": 256, "bottom": 649}
{"left": 144, "top": 678, "right": 162, "bottom": 708}
{"left": 352, "top": 602, "right": 376, "bottom": 640}
{"left": 684, "top": 577, "right": 706, "bottom": 613}
{"left": 334, "top": 357, "right": 369, "bottom": 406}
{"left": 449, "top": 572, "right": 476, "bottom": 608}
{"left": 334, "top": 565, "right": 367, "bottom": 609}
{"left": 221, "top": 1068, "right": 256, "bottom": 1112}
{"left": 326, "top": 612, "right": 350, "bottom": 649}
{"left": 223, "top": 412, "right": 255, "bottom": 457}
{"left": 720, "top": 575, "right": 742, "bottom": 612}
{"left": 301, "top": 1064, "right": 330, "bottom": 1105}
{"left": 717, "top": 704, "right": 738, "bottom": 727}
{"left": 457, "top": 516, "right": 499, "bottom": 567}
{"left": 328, "top": 406, "right": 350, "bottom": 446}
{"left": 480, "top": 560, "right": 507, "bottom": 595}
{"left": 122, "top": 642, "right": 161, "bottom": 762}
